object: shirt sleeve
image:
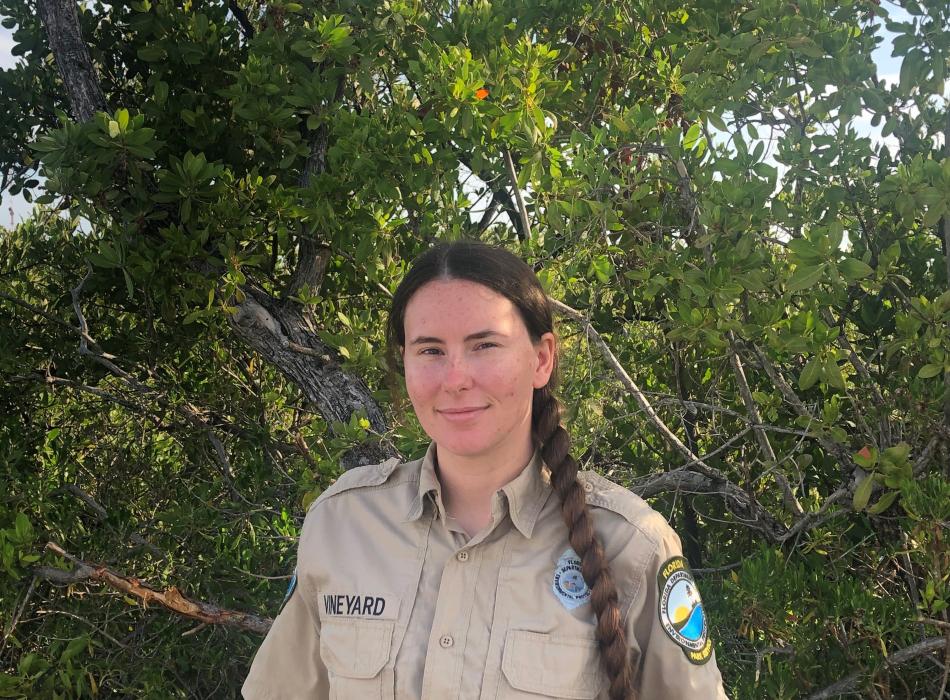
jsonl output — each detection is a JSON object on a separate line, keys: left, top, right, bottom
{"left": 242, "top": 570, "right": 328, "bottom": 700}
{"left": 626, "top": 521, "right": 729, "bottom": 699}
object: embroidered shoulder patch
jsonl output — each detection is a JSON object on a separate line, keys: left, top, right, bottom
{"left": 279, "top": 568, "right": 297, "bottom": 613}
{"left": 657, "top": 556, "right": 713, "bottom": 665}
{"left": 552, "top": 548, "right": 591, "bottom": 610}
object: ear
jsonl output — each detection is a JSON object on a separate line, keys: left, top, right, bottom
{"left": 532, "top": 332, "right": 557, "bottom": 389}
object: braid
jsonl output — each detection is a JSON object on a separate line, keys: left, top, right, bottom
{"left": 533, "top": 386, "right": 636, "bottom": 700}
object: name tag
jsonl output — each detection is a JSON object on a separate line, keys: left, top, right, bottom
{"left": 320, "top": 592, "right": 398, "bottom": 620}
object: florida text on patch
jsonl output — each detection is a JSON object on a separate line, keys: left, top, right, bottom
{"left": 657, "top": 556, "right": 713, "bottom": 664}
{"left": 552, "top": 548, "right": 591, "bottom": 610}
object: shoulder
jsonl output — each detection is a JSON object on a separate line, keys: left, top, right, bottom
{"left": 577, "top": 469, "right": 681, "bottom": 552}
{"left": 307, "top": 456, "right": 418, "bottom": 512}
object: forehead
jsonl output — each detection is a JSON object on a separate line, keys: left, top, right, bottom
{"left": 403, "top": 279, "right": 522, "bottom": 334}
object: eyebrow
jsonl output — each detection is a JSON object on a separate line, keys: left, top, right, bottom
{"left": 409, "top": 330, "right": 504, "bottom": 345}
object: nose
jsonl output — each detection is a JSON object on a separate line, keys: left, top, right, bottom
{"left": 442, "top": 354, "right": 474, "bottom": 392}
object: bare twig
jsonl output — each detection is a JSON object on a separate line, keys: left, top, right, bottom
{"left": 0, "top": 290, "right": 77, "bottom": 334}
{"left": 552, "top": 298, "right": 785, "bottom": 539}
{"left": 70, "top": 266, "right": 244, "bottom": 498}
{"left": 804, "top": 636, "right": 948, "bottom": 699}
{"left": 914, "top": 435, "right": 940, "bottom": 476}
{"left": 502, "top": 148, "right": 531, "bottom": 240}
{"left": 0, "top": 575, "right": 39, "bottom": 657}
{"left": 727, "top": 331, "right": 804, "bottom": 517}
{"left": 33, "top": 608, "right": 129, "bottom": 649}
{"left": 36, "top": 542, "right": 273, "bottom": 635}
{"left": 50, "top": 484, "right": 165, "bottom": 558}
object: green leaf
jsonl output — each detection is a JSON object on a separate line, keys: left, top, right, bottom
{"left": 867, "top": 490, "right": 899, "bottom": 515}
{"left": 788, "top": 238, "right": 821, "bottom": 263}
{"left": 839, "top": 257, "right": 873, "bottom": 282}
{"left": 787, "top": 263, "right": 825, "bottom": 293}
{"left": 918, "top": 363, "right": 943, "bottom": 379}
{"left": 852, "top": 473, "right": 874, "bottom": 511}
{"left": 706, "top": 111, "right": 726, "bottom": 132}
{"left": 883, "top": 442, "right": 911, "bottom": 465}
{"left": 154, "top": 80, "right": 169, "bottom": 106}
{"left": 822, "top": 356, "right": 846, "bottom": 389}
{"left": 799, "top": 357, "right": 821, "bottom": 391}
{"left": 14, "top": 514, "right": 32, "bottom": 543}
{"left": 683, "top": 123, "right": 701, "bottom": 149}
{"left": 899, "top": 49, "right": 925, "bottom": 94}
{"left": 60, "top": 635, "right": 89, "bottom": 663}
{"left": 108, "top": 121, "right": 120, "bottom": 138}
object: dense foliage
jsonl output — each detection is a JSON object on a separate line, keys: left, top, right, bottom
{"left": 1, "top": 0, "right": 949, "bottom": 697}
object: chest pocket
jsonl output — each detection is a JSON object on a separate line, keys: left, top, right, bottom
{"left": 499, "top": 630, "right": 607, "bottom": 699}
{"left": 320, "top": 618, "right": 394, "bottom": 700}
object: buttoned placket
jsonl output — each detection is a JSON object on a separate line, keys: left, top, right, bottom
{"left": 402, "top": 443, "right": 552, "bottom": 700}
{"left": 418, "top": 491, "right": 509, "bottom": 699}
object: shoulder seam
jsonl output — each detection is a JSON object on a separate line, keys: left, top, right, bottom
{"left": 308, "top": 457, "right": 403, "bottom": 511}
{"left": 580, "top": 470, "right": 662, "bottom": 548}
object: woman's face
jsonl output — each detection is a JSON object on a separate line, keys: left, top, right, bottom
{"left": 401, "top": 278, "right": 556, "bottom": 461}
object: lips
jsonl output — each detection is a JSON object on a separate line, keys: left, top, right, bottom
{"left": 437, "top": 406, "right": 488, "bottom": 421}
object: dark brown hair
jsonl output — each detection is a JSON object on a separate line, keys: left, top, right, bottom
{"left": 386, "top": 240, "right": 635, "bottom": 699}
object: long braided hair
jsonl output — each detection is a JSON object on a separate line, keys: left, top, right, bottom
{"left": 386, "top": 241, "right": 635, "bottom": 700}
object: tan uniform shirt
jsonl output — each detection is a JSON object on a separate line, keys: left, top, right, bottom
{"left": 243, "top": 443, "right": 728, "bottom": 699}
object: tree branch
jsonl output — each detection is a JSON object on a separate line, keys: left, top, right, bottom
{"left": 283, "top": 73, "right": 344, "bottom": 301}
{"left": 36, "top": 543, "right": 273, "bottom": 635}
{"left": 551, "top": 298, "right": 785, "bottom": 540}
{"left": 229, "top": 289, "right": 395, "bottom": 469}
{"left": 744, "top": 339, "right": 857, "bottom": 472}
{"left": 37, "top": 0, "right": 108, "bottom": 122}
{"left": 804, "top": 636, "right": 949, "bottom": 700}
{"left": 662, "top": 146, "right": 803, "bottom": 517}
{"left": 228, "top": 0, "right": 255, "bottom": 40}
{"left": 49, "top": 485, "right": 165, "bottom": 558}
{"left": 502, "top": 148, "right": 531, "bottom": 241}
{"left": 727, "top": 331, "right": 804, "bottom": 517}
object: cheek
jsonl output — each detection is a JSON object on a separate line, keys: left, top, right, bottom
{"left": 404, "top": 362, "right": 437, "bottom": 398}
{"left": 487, "top": 357, "right": 534, "bottom": 398}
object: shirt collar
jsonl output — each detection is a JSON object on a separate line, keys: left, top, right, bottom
{"left": 405, "top": 442, "right": 551, "bottom": 538}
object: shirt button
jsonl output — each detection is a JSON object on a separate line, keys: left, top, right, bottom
{"left": 439, "top": 635, "right": 454, "bottom": 648}
{"left": 456, "top": 551, "right": 469, "bottom": 562}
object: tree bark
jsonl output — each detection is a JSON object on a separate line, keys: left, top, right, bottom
{"left": 230, "top": 288, "right": 395, "bottom": 469}
{"left": 37, "top": 543, "right": 274, "bottom": 635}
{"left": 37, "top": 0, "right": 108, "bottom": 122}
{"left": 39, "top": 0, "right": 392, "bottom": 469}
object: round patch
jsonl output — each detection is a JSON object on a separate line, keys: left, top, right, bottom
{"left": 552, "top": 548, "right": 591, "bottom": 610}
{"left": 657, "top": 556, "right": 713, "bottom": 665}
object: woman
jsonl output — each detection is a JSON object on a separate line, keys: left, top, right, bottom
{"left": 242, "top": 241, "right": 728, "bottom": 699}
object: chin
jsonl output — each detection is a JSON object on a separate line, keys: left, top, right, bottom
{"left": 431, "top": 432, "right": 497, "bottom": 457}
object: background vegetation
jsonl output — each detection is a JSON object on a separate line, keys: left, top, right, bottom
{"left": 1, "top": 0, "right": 949, "bottom": 697}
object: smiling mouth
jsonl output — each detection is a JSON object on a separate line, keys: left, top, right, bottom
{"left": 438, "top": 407, "right": 488, "bottom": 418}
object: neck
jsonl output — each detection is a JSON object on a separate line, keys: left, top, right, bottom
{"left": 435, "top": 435, "right": 536, "bottom": 536}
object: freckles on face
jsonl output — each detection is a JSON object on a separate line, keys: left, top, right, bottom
{"left": 400, "top": 278, "right": 545, "bottom": 456}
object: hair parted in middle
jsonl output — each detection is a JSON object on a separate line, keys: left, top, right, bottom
{"left": 385, "top": 240, "right": 635, "bottom": 700}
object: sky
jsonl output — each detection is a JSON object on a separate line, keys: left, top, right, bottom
{"left": 0, "top": 5, "right": 926, "bottom": 229}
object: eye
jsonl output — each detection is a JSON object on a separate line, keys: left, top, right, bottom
{"left": 475, "top": 342, "right": 498, "bottom": 350}
{"left": 418, "top": 347, "right": 443, "bottom": 356}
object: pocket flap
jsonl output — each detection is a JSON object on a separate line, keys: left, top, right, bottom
{"left": 320, "top": 618, "right": 393, "bottom": 679}
{"left": 501, "top": 629, "right": 606, "bottom": 699}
